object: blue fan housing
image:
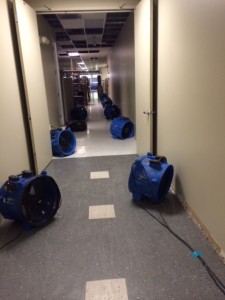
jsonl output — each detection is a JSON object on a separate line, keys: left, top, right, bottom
{"left": 99, "top": 94, "right": 113, "bottom": 108}
{"left": 51, "top": 128, "right": 76, "bottom": 157}
{"left": 128, "top": 153, "right": 174, "bottom": 203}
{"left": 104, "top": 104, "right": 121, "bottom": 120}
{"left": 0, "top": 170, "right": 61, "bottom": 228}
{"left": 110, "top": 117, "right": 134, "bottom": 139}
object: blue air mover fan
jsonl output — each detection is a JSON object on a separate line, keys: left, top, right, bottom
{"left": 51, "top": 128, "right": 76, "bottom": 157}
{"left": 99, "top": 94, "right": 113, "bottom": 108}
{"left": 0, "top": 170, "right": 61, "bottom": 228}
{"left": 99, "top": 93, "right": 108, "bottom": 103}
{"left": 104, "top": 104, "right": 121, "bottom": 120}
{"left": 71, "top": 106, "right": 88, "bottom": 121}
{"left": 110, "top": 117, "right": 134, "bottom": 139}
{"left": 128, "top": 153, "right": 174, "bottom": 203}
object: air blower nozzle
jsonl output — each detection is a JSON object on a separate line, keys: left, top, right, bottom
{"left": 0, "top": 170, "right": 61, "bottom": 228}
{"left": 128, "top": 153, "right": 174, "bottom": 203}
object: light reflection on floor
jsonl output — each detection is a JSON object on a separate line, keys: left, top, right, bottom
{"left": 55, "top": 91, "right": 137, "bottom": 159}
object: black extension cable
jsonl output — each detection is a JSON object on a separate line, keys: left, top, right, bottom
{"left": 134, "top": 200, "right": 225, "bottom": 297}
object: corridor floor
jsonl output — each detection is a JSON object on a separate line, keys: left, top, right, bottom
{"left": 1, "top": 94, "right": 225, "bottom": 299}
{"left": 56, "top": 92, "right": 136, "bottom": 158}
{"left": 1, "top": 156, "right": 225, "bottom": 299}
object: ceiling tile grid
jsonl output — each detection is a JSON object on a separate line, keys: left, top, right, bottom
{"left": 43, "top": 11, "right": 130, "bottom": 71}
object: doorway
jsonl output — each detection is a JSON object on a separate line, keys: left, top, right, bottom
{"left": 20, "top": 0, "right": 154, "bottom": 164}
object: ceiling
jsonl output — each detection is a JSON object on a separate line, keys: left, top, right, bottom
{"left": 25, "top": 0, "right": 141, "bottom": 72}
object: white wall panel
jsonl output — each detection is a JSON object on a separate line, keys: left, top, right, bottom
{"left": 158, "top": 0, "right": 225, "bottom": 252}
{"left": 0, "top": 0, "right": 31, "bottom": 184}
{"left": 37, "top": 15, "right": 61, "bottom": 128}
{"left": 13, "top": 0, "right": 52, "bottom": 174}
{"left": 108, "top": 13, "right": 136, "bottom": 124}
{"left": 134, "top": 0, "right": 153, "bottom": 154}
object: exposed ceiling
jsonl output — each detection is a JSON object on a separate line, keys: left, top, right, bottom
{"left": 43, "top": 12, "right": 131, "bottom": 72}
{"left": 25, "top": 0, "right": 140, "bottom": 72}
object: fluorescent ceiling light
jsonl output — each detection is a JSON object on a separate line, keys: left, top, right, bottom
{"left": 68, "top": 52, "right": 79, "bottom": 57}
{"left": 79, "top": 66, "right": 88, "bottom": 70}
{"left": 77, "top": 61, "right": 87, "bottom": 70}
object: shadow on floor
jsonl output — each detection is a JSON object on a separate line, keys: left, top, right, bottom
{"left": 131, "top": 191, "right": 185, "bottom": 217}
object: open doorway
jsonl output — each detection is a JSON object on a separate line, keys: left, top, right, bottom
{"left": 36, "top": 8, "right": 137, "bottom": 158}
{"left": 21, "top": 0, "right": 154, "bottom": 162}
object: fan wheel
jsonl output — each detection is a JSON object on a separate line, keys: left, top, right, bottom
{"left": 21, "top": 176, "right": 61, "bottom": 227}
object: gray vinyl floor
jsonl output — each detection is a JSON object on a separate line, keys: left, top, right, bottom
{"left": 1, "top": 155, "right": 225, "bottom": 299}
{"left": 0, "top": 94, "right": 225, "bottom": 300}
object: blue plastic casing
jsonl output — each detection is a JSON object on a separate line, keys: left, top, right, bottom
{"left": 110, "top": 117, "right": 134, "bottom": 139}
{"left": 104, "top": 104, "right": 121, "bottom": 120}
{"left": 51, "top": 128, "right": 76, "bottom": 157}
{"left": 99, "top": 94, "right": 113, "bottom": 108}
{"left": 0, "top": 170, "right": 61, "bottom": 228}
{"left": 128, "top": 153, "right": 174, "bottom": 203}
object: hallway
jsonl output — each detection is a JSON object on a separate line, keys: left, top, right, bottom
{"left": 1, "top": 94, "right": 225, "bottom": 299}
{"left": 1, "top": 154, "right": 225, "bottom": 299}
{"left": 58, "top": 92, "right": 136, "bottom": 159}
{"left": 2, "top": 0, "right": 225, "bottom": 298}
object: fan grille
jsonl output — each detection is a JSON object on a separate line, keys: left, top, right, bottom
{"left": 21, "top": 176, "right": 61, "bottom": 226}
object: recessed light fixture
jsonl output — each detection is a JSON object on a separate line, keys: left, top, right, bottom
{"left": 80, "top": 66, "right": 88, "bottom": 70}
{"left": 77, "top": 62, "right": 87, "bottom": 70}
{"left": 68, "top": 52, "right": 80, "bottom": 57}
{"left": 40, "top": 36, "right": 50, "bottom": 45}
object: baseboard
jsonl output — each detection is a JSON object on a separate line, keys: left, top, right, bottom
{"left": 170, "top": 184, "right": 225, "bottom": 264}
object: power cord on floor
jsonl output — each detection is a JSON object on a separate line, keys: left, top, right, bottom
{"left": 0, "top": 230, "right": 23, "bottom": 251}
{"left": 134, "top": 200, "right": 225, "bottom": 296}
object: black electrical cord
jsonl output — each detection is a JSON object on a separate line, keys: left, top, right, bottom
{"left": 0, "top": 230, "right": 23, "bottom": 251}
{"left": 134, "top": 200, "right": 225, "bottom": 297}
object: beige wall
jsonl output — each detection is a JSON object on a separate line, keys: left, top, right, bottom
{"left": 0, "top": 0, "right": 31, "bottom": 185}
{"left": 158, "top": 0, "right": 225, "bottom": 253}
{"left": 100, "top": 67, "right": 108, "bottom": 81}
{"left": 37, "top": 16, "right": 60, "bottom": 128}
{"left": 100, "top": 67, "right": 109, "bottom": 94}
{"left": 108, "top": 13, "right": 135, "bottom": 122}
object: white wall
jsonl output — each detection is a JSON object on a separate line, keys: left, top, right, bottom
{"left": 108, "top": 13, "right": 135, "bottom": 122}
{"left": 37, "top": 16, "right": 60, "bottom": 128}
{"left": 158, "top": 0, "right": 225, "bottom": 252}
{"left": 100, "top": 67, "right": 108, "bottom": 81}
{"left": 0, "top": 0, "right": 31, "bottom": 184}
{"left": 134, "top": 0, "right": 152, "bottom": 154}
